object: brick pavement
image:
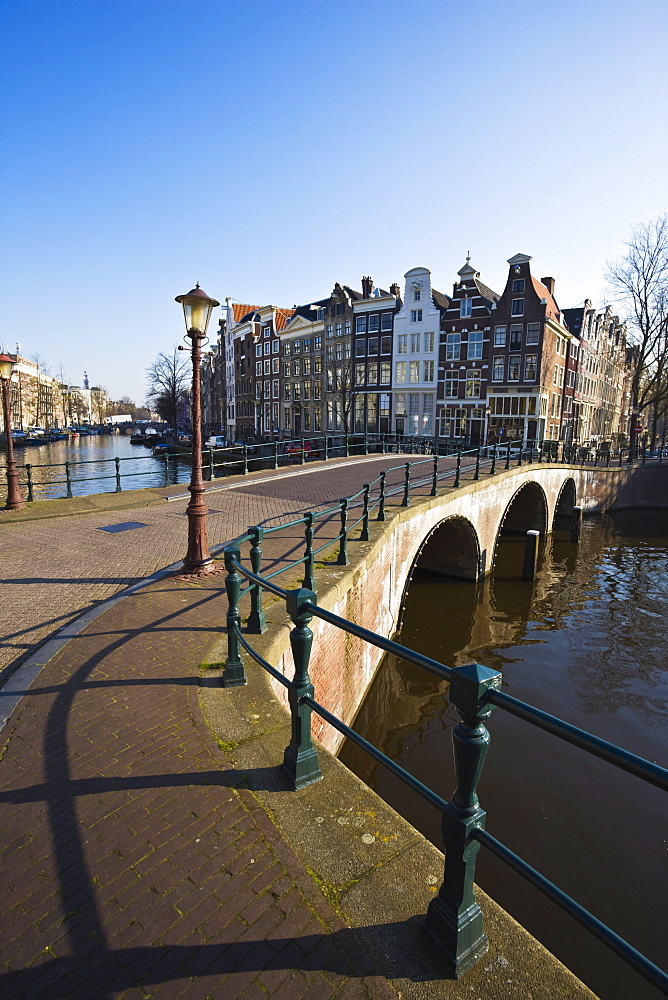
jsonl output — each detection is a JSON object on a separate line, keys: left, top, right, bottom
{"left": 0, "top": 455, "right": 441, "bottom": 682}
{"left": 0, "top": 572, "right": 399, "bottom": 999}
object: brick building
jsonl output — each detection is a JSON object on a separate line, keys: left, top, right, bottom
{"left": 352, "top": 276, "right": 400, "bottom": 435}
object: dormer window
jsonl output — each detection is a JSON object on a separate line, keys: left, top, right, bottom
{"left": 316, "top": 309, "right": 324, "bottom": 320}
{"left": 460, "top": 298, "right": 472, "bottom": 318}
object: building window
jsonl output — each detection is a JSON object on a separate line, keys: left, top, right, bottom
{"left": 293, "top": 359, "right": 302, "bottom": 376}
{"left": 255, "top": 361, "right": 262, "bottom": 376}
{"left": 411, "top": 309, "right": 422, "bottom": 323}
{"left": 303, "top": 381, "right": 311, "bottom": 400}
{"left": 368, "top": 362, "right": 378, "bottom": 384}
{"left": 509, "top": 355, "right": 520, "bottom": 380}
{"left": 283, "top": 342, "right": 291, "bottom": 355}
{"left": 397, "top": 334, "right": 407, "bottom": 354}
{"left": 345, "top": 321, "right": 351, "bottom": 336}
{"left": 263, "top": 326, "right": 271, "bottom": 338}
{"left": 355, "top": 364, "right": 365, "bottom": 386}
{"left": 395, "top": 361, "right": 407, "bottom": 383}
{"left": 409, "top": 361, "right": 420, "bottom": 383}
{"left": 446, "top": 333, "right": 461, "bottom": 360}
{"left": 526, "top": 323, "right": 540, "bottom": 345}
{"left": 494, "top": 325, "right": 507, "bottom": 347}
{"left": 293, "top": 383, "right": 301, "bottom": 400}
{"left": 264, "top": 359, "right": 271, "bottom": 374}
{"left": 326, "top": 324, "right": 333, "bottom": 339}
{"left": 524, "top": 354, "right": 537, "bottom": 381}
{"left": 344, "top": 340, "right": 351, "bottom": 359}
{"left": 423, "top": 331, "right": 434, "bottom": 352}
{"left": 314, "top": 379, "right": 322, "bottom": 399}
{"left": 316, "top": 309, "right": 324, "bottom": 321}
{"left": 509, "top": 324, "right": 523, "bottom": 350}
{"left": 303, "top": 356, "right": 311, "bottom": 374}
{"left": 465, "top": 371, "right": 481, "bottom": 398}
{"left": 511, "top": 299, "right": 524, "bottom": 316}
{"left": 335, "top": 342, "right": 342, "bottom": 361}
{"left": 467, "top": 330, "right": 483, "bottom": 360}
{"left": 356, "top": 316, "right": 367, "bottom": 334}
{"left": 255, "top": 343, "right": 262, "bottom": 357}
{"left": 414, "top": 288, "right": 421, "bottom": 301}
{"left": 368, "top": 336, "right": 378, "bottom": 354}
{"left": 492, "top": 357, "right": 504, "bottom": 382}
{"left": 368, "top": 314, "right": 380, "bottom": 333}
{"left": 263, "top": 341, "right": 271, "bottom": 355}
{"left": 264, "top": 381, "right": 270, "bottom": 399}
{"left": 395, "top": 392, "right": 406, "bottom": 415}
{"left": 460, "top": 298, "right": 472, "bottom": 318}
{"left": 303, "top": 338, "right": 311, "bottom": 351}
{"left": 272, "top": 379, "right": 279, "bottom": 398}
{"left": 272, "top": 357, "right": 279, "bottom": 373}
{"left": 512, "top": 278, "right": 525, "bottom": 293}
{"left": 326, "top": 345, "right": 333, "bottom": 362}
{"left": 380, "top": 335, "right": 392, "bottom": 354}
{"left": 380, "top": 362, "right": 391, "bottom": 384}
{"left": 336, "top": 323, "right": 342, "bottom": 337}
{"left": 355, "top": 338, "right": 366, "bottom": 357}
{"left": 423, "top": 360, "right": 435, "bottom": 382}
{"left": 314, "top": 355, "right": 322, "bottom": 373}
{"left": 381, "top": 313, "right": 393, "bottom": 331}
{"left": 335, "top": 302, "right": 343, "bottom": 315}
{"left": 444, "top": 374, "right": 458, "bottom": 397}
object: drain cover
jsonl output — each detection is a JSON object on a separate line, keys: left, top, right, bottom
{"left": 98, "top": 522, "right": 149, "bottom": 533}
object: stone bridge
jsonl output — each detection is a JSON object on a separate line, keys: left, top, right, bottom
{"left": 260, "top": 462, "right": 666, "bottom": 754}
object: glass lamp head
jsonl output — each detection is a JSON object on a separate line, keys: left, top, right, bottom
{"left": 0, "top": 353, "right": 15, "bottom": 380}
{"left": 175, "top": 284, "right": 220, "bottom": 335}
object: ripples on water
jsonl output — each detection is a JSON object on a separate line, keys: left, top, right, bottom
{"left": 339, "top": 510, "right": 668, "bottom": 1000}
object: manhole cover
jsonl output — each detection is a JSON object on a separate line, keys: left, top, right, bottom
{"left": 97, "top": 522, "right": 150, "bottom": 533}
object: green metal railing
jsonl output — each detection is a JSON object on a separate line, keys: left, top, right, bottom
{"left": 216, "top": 453, "right": 668, "bottom": 989}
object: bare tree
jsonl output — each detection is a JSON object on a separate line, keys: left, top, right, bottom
{"left": 145, "top": 348, "right": 190, "bottom": 438}
{"left": 328, "top": 359, "right": 358, "bottom": 435}
{"left": 606, "top": 216, "right": 668, "bottom": 452}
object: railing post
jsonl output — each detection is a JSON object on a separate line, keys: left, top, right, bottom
{"left": 337, "top": 499, "right": 348, "bottom": 565}
{"left": 345, "top": 434, "right": 350, "bottom": 458}
{"left": 402, "top": 462, "right": 411, "bottom": 506}
{"left": 538, "top": 443, "right": 543, "bottom": 464}
{"left": 504, "top": 447, "right": 511, "bottom": 471}
{"left": 243, "top": 446, "right": 249, "bottom": 475}
{"left": 164, "top": 452, "right": 170, "bottom": 486}
{"left": 301, "top": 437, "right": 306, "bottom": 464}
{"left": 473, "top": 447, "right": 480, "bottom": 481}
{"left": 246, "top": 527, "right": 267, "bottom": 634}
{"left": 364, "top": 432, "right": 368, "bottom": 455}
{"left": 26, "top": 463, "right": 34, "bottom": 502}
{"left": 208, "top": 448, "right": 214, "bottom": 480}
{"left": 273, "top": 440, "right": 279, "bottom": 470}
{"left": 65, "top": 461, "right": 73, "bottom": 498}
{"left": 422, "top": 662, "right": 501, "bottom": 976}
{"left": 454, "top": 451, "right": 462, "bottom": 487}
{"left": 522, "top": 529, "right": 540, "bottom": 580}
{"left": 222, "top": 547, "right": 246, "bottom": 687}
{"left": 490, "top": 444, "right": 497, "bottom": 475}
{"left": 378, "top": 471, "right": 386, "bottom": 521}
{"left": 570, "top": 505, "right": 583, "bottom": 543}
{"left": 381, "top": 432, "right": 386, "bottom": 454}
{"left": 360, "top": 484, "right": 370, "bottom": 541}
{"left": 114, "top": 456, "right": 122, "bottom": 493}
{"left": 516, "top": 444, "right": 523, "bottom": 468}
{"left": 324, "top": 435, "right": 329, "bottom": 461}
{"left": 302, "top": 512, "right": 316, "bottom": 594}
{"left": 281, "top": 588, "right": 323, "bottom": 790}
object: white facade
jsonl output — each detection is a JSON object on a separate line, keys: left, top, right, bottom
{"left": 391, "top": 267, "right": 440, "bottom": 436}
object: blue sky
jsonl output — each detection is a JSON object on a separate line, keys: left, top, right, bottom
{"left": 1, "top": 0, "right": 666, "bottom": 404}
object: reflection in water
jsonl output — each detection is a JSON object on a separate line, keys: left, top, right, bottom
{"left": 340, "top": 511, "right": 668, "bottom": 1000}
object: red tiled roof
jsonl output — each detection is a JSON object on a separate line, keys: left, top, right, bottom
{"left": 274, "top": 308, "right": 295, "bottom": 332}
{"left": 231, "top": 303, "right": 257, "bottom": 324}
{"left": 531, "top": 277, "right": 560, "bottom": 320}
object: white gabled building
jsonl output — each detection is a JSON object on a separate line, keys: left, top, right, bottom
{"left": 391, "top": 266, "right": 449, "bottom": 437}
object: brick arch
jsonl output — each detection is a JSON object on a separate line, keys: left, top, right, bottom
{"left": 397, "top": 515, "right": 480, "bottom": 631}
{"left": 553, "top": 478, "right": 577, "bottom": 530}
{"left": 492, "top": 481, "right": 548, "bottom": 574}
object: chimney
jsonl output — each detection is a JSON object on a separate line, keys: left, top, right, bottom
{"left": 362, "top": 276, "right": 374, "bottom": 298}
{"left": 389, "top": 283, "right": 400, "bottom": 297}
{"left": 541, "top": 276, "right": 555, "bottom": 295}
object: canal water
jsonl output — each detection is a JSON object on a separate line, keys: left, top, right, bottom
{"left": 13, "top": 435, "right": 190, "bottom": 498}
{"left": 339, "top": 510, "right": 668, "bottom": 1000}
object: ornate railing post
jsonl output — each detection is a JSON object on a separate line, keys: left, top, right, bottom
{"left": 422, "top": 662, "right": 501, "bottom": 977}
{"left": 454, "top": 451, "right": 462, "bottom": 488}
{"left": 26, "top": 463, "right": 34, "bottom": 502}
{"left": 207, "top": 448, "right": 214, "bottom": 480}
{"left": 222, "top": 547, "right": 246, "bottom": 687}
{"left": 337, "top": 499, "right": 348, "bottom": 565}
{"left": 345, "top": 434, "right": 350, "bottom": 457}
{"left": 360, "top": 484, "right": 370, "bottom": 541}
{"left": 490, "top": 444, "right": 497, "bottom": 475}
{"left": 301, "top": 437, "right": 306, "bottom": 464}
{"left": 431, "top": 454, "right": 439, "bottom": 496}
{"left": 65, "top": 461, "right": 73, "bottom": 498}
{"left": 273, "top": 440, "right": 279, "bottom": 469}
{"left": 114, "top": 457, "right": 122, "bottom": 493}
{"left": 402, "top": 462, "right": 411, "bottom": 506}
{"left": 246, "top": 527, "right": 267, "bottom": 634}
{"left": 302, "top": 512, "right": 316, "bottom": 594}
{"left": 324, "top": 435, "right": 329, "bottom": 461}
{"left": 281, "top": 588, "right": 323, "bottom": 790}
{"left": 164, "top": 452, "right": 170, "bottom": 486}
{"left": 473, "top": 447, "right": 481, "bottom": 481}
{"left": 378, "top": 471, "right": 386, "bottom": 521}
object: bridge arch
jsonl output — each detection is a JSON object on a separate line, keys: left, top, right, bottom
{"left": 553, "top": 478, "right": 577, "bottom": 531}
{"left": 492, "top": 481, "right": 548, "bottom": 576}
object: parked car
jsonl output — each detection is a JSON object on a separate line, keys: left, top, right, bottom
{"left": 205, "top": 435, "right": 228, "bottom": 449}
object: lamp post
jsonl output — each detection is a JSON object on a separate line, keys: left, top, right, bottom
{"left": 175, "top": 284, "right": 220, "bottom": 575}
{"left": 0, "top": 354, "right": 25, "bottom": 510}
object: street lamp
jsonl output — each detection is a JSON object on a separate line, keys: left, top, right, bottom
{"left": 0, "top": 353, "right": 25, "bottom": 510}
{"left": 175, "top": 284, "right": 220, "bottom": 575}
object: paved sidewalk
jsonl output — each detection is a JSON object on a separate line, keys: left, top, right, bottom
{"left": 0, "top": 572, "right": 398, "bottom": 999}
{"left": 0, "top": 455, "right": 425, "bottom": 681}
